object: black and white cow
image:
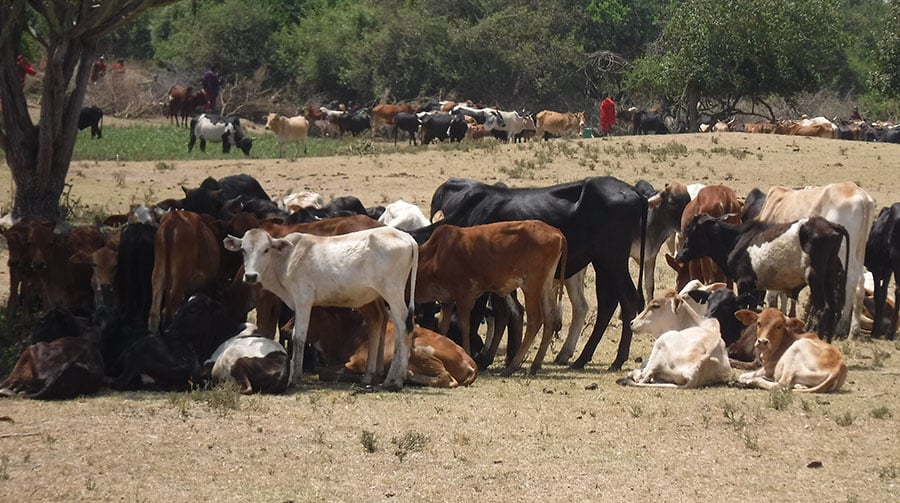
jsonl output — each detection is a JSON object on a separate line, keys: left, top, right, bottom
{"left": 864, "top": 203, "right": 900, "bottom": 339}
{"left": 203, "top": 322, "right": 289, "bottom": 394}
{"left": 188, "top": 113, "right": 253, "bottom": 155}
{"left": 428, "top": 176, "right": 649, "bottom": 371}
{"left": 676, "top": 214, "right": 850, "bottom": 341}
{"left": 450, "top": 105, "right": 506, "bottom": 130}
{"left": 78, "top": 105, "right": 104, "bottom": 139}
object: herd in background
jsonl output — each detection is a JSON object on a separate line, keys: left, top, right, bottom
{"left": 3, "top": 167, "right": 900, "bottom": 400}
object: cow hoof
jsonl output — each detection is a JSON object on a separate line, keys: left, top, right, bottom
{"left": 553, "top": 354, "right": 572, "bottom": 365}
{"left": 381, "top": 381, "right": 404, "bottom": 392}
{"left": 569, "top": 361, "right": 586, "bottom": 370}
{"left": 499, "top": 367, "right": 516, "bottom": 378}
{"left": 606, "top": 363, "right": 623, "bottom": 372}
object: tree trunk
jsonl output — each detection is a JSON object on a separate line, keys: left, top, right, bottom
{"left": 686, "top": 85, "right": 700, "bottom": 133}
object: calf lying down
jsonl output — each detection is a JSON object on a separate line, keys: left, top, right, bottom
{"left": 735, "top": 308, "right": 847, "bottom": 393}
{"left": 203, "top": 323, "right": 289, "bottom": 394}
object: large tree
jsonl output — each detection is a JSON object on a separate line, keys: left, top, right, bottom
{"left": 626, "top": 0, "right": 845, "bottom": 130}
{"left": 1, "top": 0, "right": 176, "bottom": 221}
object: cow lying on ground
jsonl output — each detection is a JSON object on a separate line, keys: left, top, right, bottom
{"left": 377, "top": 199, "right": 429, "bottom": 231}
{"left": 265, "top": 112, "right": 308, "bottom": 158}
{"left": 78, "top": 105, "right": 103, "bottom": 139}
{"left": 203, "top": 322, "right": 289, "bottom": 394}
{"left": 735, "top": 308, "right": 847, "bottom": 393}
{"left": 224, "top": 226, "right": 418, "bottom": 389}
{"left": 0, "top": 309, "right": 105, "bottom": 399}
{"left": 188, "top": 113, "right": 253, "bottom": 155}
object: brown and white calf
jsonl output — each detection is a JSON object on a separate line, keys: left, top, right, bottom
{"left": 415, "top": 220, "right": 566, "bottom": 375}
{"left": 224, "top": 226, "right": 418, "bottom": 389}
{"left": 203, "top": 323, "right": 289, "bottom": 394}
{"left": 734, "top": 308, "right": 847, "bottom": 392}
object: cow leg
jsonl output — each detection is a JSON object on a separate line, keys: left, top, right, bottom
{"left": 503, "top": 294, "right": 524, "bottom": 367}
{"left": 643, "top": 253, "right": 657, "bottom": 302}
{"left": 288, "top": 304, "right": 313, "bottom": 387}
{"left": 407, "top": 349, "right": 455, "bottom": 388}
{"left": 200, "top": 138, "right": 207, "bottom": 153}
{"left": 889, "top": 279, "right": 900, "bottom": 339}
{"left": 455, "top": 296, "right": 478, "bottom": 356}
{"left": 575, "top": 261, "right": 639, "bottom": 371}
{"left": 358, "top": 302, "right": 386, "bottom": 385}
{"left": 529, "top": 277, "right": 562, "bottom": 375}
{"left": 555, "top": 270, "right": 587, "bottom": 365}
{"left": 382, "top": 298, "right": 412, "bottom": 391}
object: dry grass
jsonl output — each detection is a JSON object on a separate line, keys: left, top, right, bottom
{"left": 1, "top": 132, "right": 900, "bottom": 501}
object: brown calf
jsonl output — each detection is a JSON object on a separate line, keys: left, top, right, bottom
{"left": 734, "top": 308, "right": 847, "bottom": 392}
{"left": 678, "top": 185, "right": 741, "bottom": 289}
{"left": 416, "top": 220, "right": 566, "bottom": 375}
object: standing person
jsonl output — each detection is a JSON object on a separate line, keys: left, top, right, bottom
{"left": 90, "top": 56, "right": 106, "bottom": 83}
{"left": 600, "top": 95, "right": 616, "bottom": 136}
{"left": 16, "top": 55, "right": 36, "bottom": 88}
{"left": 201, "top": 65, "right": 220, "bottom": 113}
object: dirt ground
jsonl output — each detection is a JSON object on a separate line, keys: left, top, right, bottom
{"left": 1, "top": 131, "right": 900, "bottom": 502}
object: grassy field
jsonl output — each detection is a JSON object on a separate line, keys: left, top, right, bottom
{"left": 2, "top": 130, "right": 900, "bottom": 501}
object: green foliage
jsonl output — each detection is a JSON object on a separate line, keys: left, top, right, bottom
{"left": 870, "top": 1, "right": 900, "bottom": 98}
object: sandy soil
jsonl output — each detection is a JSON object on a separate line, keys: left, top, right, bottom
{"left": 1, "top": 131, "right": 900, "bottom": 502}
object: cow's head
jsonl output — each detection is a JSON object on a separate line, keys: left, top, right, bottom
{"left": 26, "top": 220, "right": 58, "bottom": 270}
{"left": 735, "top": 308, "right": 805, "bottom": 360}
{"left": 264, "top": 113, "right": 281, "bottom": 131}
{"left": 675, "top": 213, "right": 726, "bottom": 263}
{"left": 70, "top": 247, "right": 118, "bottom": 308}
{"left": 223, "top": 229, "right": 293, "bottom": 285}
{"left": 630, "top": 290, "right": 687, "bottom": 335}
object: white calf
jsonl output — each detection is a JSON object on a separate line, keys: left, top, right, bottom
{"left": 278, "top": 191, "right": 325, "bottom": 214}
{"left": 378, "top": 200, "right": 430, "bottom": 231}
{"left": 224, "top": 226, "right": 418, "bottom": 389}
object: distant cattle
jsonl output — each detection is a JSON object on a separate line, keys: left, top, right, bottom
{"left": 623, "top": 108, "right": 671, "bottom": 134}
{"left": 534, "top": 110, "right": 585, "bottom": 139}
{"left": 735, "top": 308, "right": 847, "bottom": 393}
{"left": 494, "top": 111, "right": 536, "bottom": 143}
{"left": 338, "top": 110, "right": 372, "bottom": 137}
{"left": 265, "top": 112, "right": 308, "bottom": 157}
{"left": 166, "top": 85, "right": 208, "bottom": 127}
{"left": 420, "top": 112, "right": 469, "bottom": 144}
{"left": 392, "top": 112, "right": 421, "bottom": 146}
{"left": 372, "top": 103, "right": 416, "bottom": 134}
{"left": 450, "top": 105, "right": 505, "bottom": 130}
{"left": 188, "top": 113, "right": 253, "bottom": 155}
{"left": 224, "top": 225, "right": 418, "bottom": 389}
{"left": 78, "top": 105, "right": 103, "bottom": 139}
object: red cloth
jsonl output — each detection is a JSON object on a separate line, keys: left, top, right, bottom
{"left": 16, "top": 55, "right": 35, "bottom": 87}
{"left": 600, "top": 97, "right": 616, "bottom": 132}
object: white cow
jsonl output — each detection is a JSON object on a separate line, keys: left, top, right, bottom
{"left": 188, "top": 113, "right": 253, "bottom": 155}
{"left": 204, "top": 323, "right": 289, "bottom": 394}
{"left": 621, "top": 291, "right": 732, "bottom": 388}
{"left": 494, "top": 111, "right": 536, "bottom": 143}
{"left": 265, "top": 112, "right": 309, "bottom": 158}
{"left": 378, "top": 200, "right": 429, "bottom": 231}
{"left": 753, "top": 182, "right": 875, "bottom": 337}
{"left": 223, "top": 226, "right": 419, "bottom": 389}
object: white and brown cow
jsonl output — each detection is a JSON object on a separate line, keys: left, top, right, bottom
{"left": 735, "top": 308, "right": 847, "bottom": 392}
{"left": 203, "top": 323, "right": 289, "bottom": 394}
{"left": 224, "top": 226, "right": 418, "bottom": 389}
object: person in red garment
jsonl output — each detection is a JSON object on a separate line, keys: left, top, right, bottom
{"left": 16, "top": 55, "right": 36, "bottom": 87}
{"left": 600, "top": 95, "right": 616, "bottom": 136}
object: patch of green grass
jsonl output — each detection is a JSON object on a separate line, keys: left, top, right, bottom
{"left": 360, "top": 430, "right": 378, "bottom": 453}
{"left": 834, "top": 411, "right": 855, "bottom": 427}
{"left": 869, "top": 406, "right": 892, "bottom": 420}
{"left": 769, "top": 385, "right": 793, "bottom": 411}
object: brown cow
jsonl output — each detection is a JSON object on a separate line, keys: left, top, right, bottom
{"left": 676, "top": 185, "right": 741, "bottom": 290}
{"left": 534, "top": 110, "right": 585, "bottom": 139}
{"left": 148, "top": 211, "right": 221, "bottom": 332}
{"left": 2, "top": 219, "right": 34, "bottom": 319}
{"left": 735, "top": 308, "right": 847, "bottom": 392}
{"left": 26, "top": 222, "right": 105, "bottom": 315}
{"left": 166, "top": 85, "right": 208, "bottom": 127}
{"left": 371, "top": 103, "right": 416, "bottom": 134}
{"left": 415, "top": 220, "right": 566, "bottom": 375}
{"left": 311, "top": 310, "right": 477, "bottom": 388}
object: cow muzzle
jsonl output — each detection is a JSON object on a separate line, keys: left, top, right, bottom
{"left": 243, "top": 272, "right": 259, "bottom": 285}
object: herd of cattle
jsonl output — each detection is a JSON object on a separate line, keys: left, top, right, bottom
{"left": 3, "top": 170, "right": 900, "bottom": 399}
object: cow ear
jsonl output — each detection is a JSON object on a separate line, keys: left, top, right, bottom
{"left": 665, "top": 253, "right": 683, "bottom": 272}
{"left": 223, "top": 235, "right": 242, "bottom": 252}
{"left": 685, "top": 290, "right": 710, "bottom": 305}
{"left": 671, "top": 295, "right": 683, "bottom": 313}
{"left": 182, "top": 186, "right": 194, "bottom": 196}
{"left": 271, "top": 237, "right": 294, "bottom": 253}
{"left": 647, "top": 192, "right": 662, "bottom": 209}
{"left": 787, "top": 317, "right": 806, "bottom": 334}
{"left": 734, "top": 309, "right": 758, "bottom": 326}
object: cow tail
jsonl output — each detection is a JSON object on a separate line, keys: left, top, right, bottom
{"left": 556, "top": 234, "right": 568, "bottom": 331}
{"left": 838, "top": 224, "right": 851, "bottom": 323}
{"left": 406, "top": 241, "right": 418, "bottom": 333}
{"left": 637, "top": 192, "right": 648, "bottom": 310}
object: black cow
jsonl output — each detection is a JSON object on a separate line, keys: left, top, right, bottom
{"left": 629, "top": 109, "right": 671, "bottom": 135}
{"left": 677, "top": 214, "right": 850, "bottom": 341}
{"left": 285, "top": 195, "right": 370, "bottom": 224}
{"left": 421, "top": 113, "right": 468, "bottom": 144}
{"left": 115, "top": 222, "right": 157, "bottom": 323}
{"left": 881, "top": 127, "right": 900, "bottom": 144}
{"left": 864, "top": 203, "right": 900, "bottom": 339}
{"left": 741, "top": 188, "right": 768, "bottom": 222}
{"left": 188, "top": 113, "right": 253, "bottom": 155}
{"left": 393, "top": 112, "right": 421, "bottom": 145}
{"left": 78, "top": 105, "right": 103, "bottom": 139}
{"left": 428, "top": 176, "right": 649, "bottom": 371}
{"left": 338, "top": 110, "right": 371, "bottom": 136}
